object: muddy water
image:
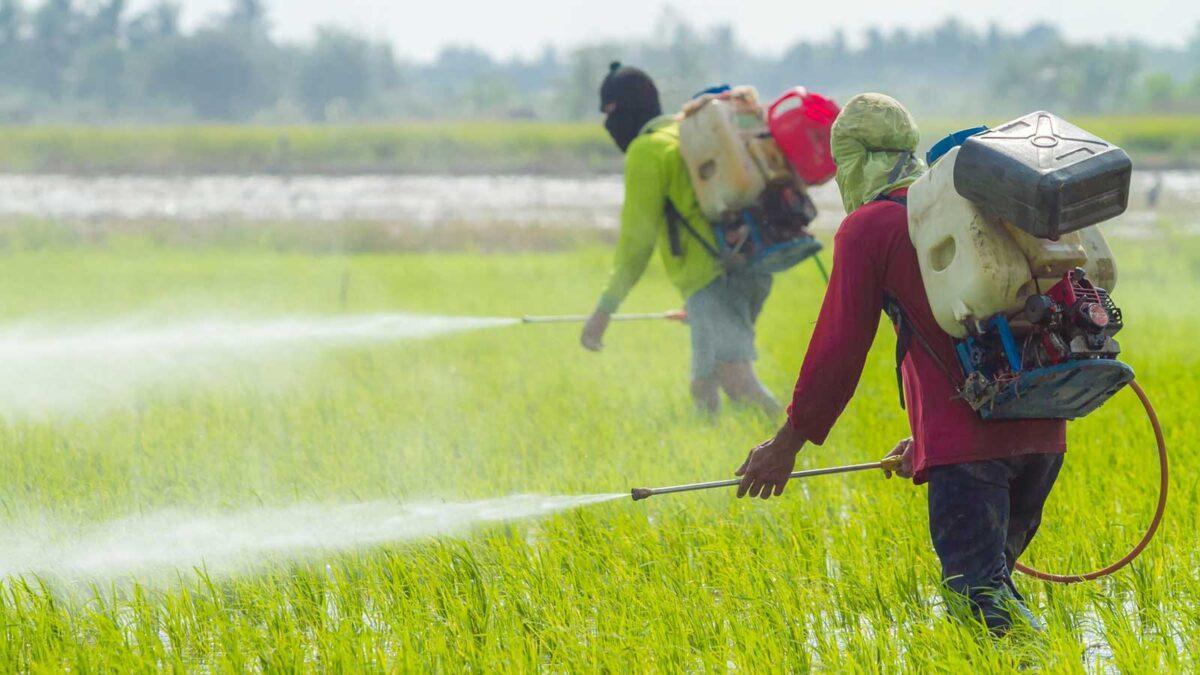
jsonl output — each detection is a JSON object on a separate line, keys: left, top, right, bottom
{"left": 0, "top": 171, "right": 1191, "bottom": 230}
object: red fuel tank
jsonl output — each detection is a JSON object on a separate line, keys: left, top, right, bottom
{"left": 767, "top": 88, "right": 839, "bottom": 186}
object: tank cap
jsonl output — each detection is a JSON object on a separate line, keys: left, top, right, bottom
{"left": 692, "top": 83, "right": 732, "bottom": 100}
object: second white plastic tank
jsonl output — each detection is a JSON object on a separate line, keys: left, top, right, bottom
{"left": 678, "top": 87, "right": 771, "bottom": 221}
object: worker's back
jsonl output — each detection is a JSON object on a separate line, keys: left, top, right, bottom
{"left": 619, "top": 115, "right": 723, "bottom": 302}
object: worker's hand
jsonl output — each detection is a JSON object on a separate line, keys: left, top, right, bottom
{"left": 736, "top": 421, "right": 806, "bottom": 500}
{"left": 580, "top": 310, "right": 610, "bottom": 352}
{"left": 883, "top": 437, "right": 915, "bottom": 480}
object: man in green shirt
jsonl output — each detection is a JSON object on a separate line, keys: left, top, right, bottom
{"left": 581, "top": 63, "right": 779, "bottom": 415}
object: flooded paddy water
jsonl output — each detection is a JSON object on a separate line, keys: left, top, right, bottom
{"left": 0, "top": 170, "right": 1193, "bottom": 233}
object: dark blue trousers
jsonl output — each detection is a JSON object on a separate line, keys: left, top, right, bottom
{"left": 926, "top": 453, "right": 1064, "bottom": 632}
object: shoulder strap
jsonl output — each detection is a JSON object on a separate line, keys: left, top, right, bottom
{"left": 644, "top": 123, "right": 678, "bottom": 142}
{"left": 883, "top": 292, "right": 962, "bottom": 410}
{"left": 649, "top": 123, "right": 723, "bottom": 262}
{"left": 664, "top": 198, "right": 722, "bottom": 260}
{"left": 874, "top": 193, "right": 908, "bottom": 206}
{"left": 885, "top": 150, "right": 915, "bottom": 185}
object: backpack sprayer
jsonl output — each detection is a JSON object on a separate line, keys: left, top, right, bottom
{"left": 907, "top": 113, "right": 1169, "bottom": 583}
{"left": 666, "top": 85, "right": 838, "bottom": 281}
{"left": 632, "top": 113, "right": 1169, "bottom": 585}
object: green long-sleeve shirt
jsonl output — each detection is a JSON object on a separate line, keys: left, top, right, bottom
{"left": 596, "top": 116, "right": 724, "bottom": 314}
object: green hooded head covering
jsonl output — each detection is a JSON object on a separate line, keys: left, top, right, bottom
{"left": 831, "top": 93, "right": 926, "bottom": 213}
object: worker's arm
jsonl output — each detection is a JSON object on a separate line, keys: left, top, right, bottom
{"left": 582, "top": 146, "right": 664, "bottom": 351}
{"left": 598, "top": 146, "right": 664, "bottom": 313}
{"left": 785, "top": 209, "right": 888, "bottom": 443}
{"left": 736, "top": 206, "right": 888, "bottom": 499}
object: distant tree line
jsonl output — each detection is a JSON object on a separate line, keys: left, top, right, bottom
{"left": 0, "top": 1, "right": 1196, "bottom": 123}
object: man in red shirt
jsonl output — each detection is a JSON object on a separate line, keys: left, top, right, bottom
{"left": 735, "top": 93, "right": 1066, "bottom": 633}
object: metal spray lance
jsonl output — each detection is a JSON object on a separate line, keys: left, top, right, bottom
{"left": 521, "top": 310, "right": 687, "bottom": 324}
{"left": 630, "top": 454, "right": 905, "bottom": 501}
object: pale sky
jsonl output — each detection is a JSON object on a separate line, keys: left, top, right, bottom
{"left": 126, "top": 0, "right": 1198, "bottom": 62}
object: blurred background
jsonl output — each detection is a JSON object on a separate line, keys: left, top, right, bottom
{"left": 0, "top": 0, "right": 1197, "bottom": 123}
{"left": 0, "top": 0, "right": 1195, "bottom": 244}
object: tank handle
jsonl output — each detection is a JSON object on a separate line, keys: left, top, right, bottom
{"left": 768, "top": 87, "right": 809, "bottom": 123}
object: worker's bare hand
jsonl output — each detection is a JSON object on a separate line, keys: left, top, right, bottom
{"left": 736, "top": 422, "right": 805, "bottom": 500}
{"left": 883, "top": 437, "right": 914, "bottom": 480}
{"left": 580, "top": 311, "right": 611, "bottom": 352}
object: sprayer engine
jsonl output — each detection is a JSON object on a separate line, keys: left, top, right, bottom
{"left": 957, "top": 268, "right": 1133, "bottom": 420}
{"left": 1024, "top": 268, "right": 1124, "bottom": 365}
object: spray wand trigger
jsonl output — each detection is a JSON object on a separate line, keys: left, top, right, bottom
{"left": 880, "top": 452, "right": 905, "bottom": 479}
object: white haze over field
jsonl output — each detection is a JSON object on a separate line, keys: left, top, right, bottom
{"left": 0, "top": 494, "right": 625, "bottom": 585}
{"left": 0, "top": 313, "right": 517, "bottom": 420}
{"left": 0, "top": 170, "right": 1184, "bottom": 230}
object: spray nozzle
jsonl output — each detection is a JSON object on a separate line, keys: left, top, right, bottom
{"left": 630, "top": 488, "right": 654, "bottom": 501}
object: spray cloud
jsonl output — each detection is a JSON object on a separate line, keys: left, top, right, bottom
{"left": 0, "top": 493, "right": 623, "bottom": 586}
{"left": 0, "top": 313, "right": 516, "bottom": 420}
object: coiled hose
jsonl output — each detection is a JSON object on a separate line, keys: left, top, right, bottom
{"left": 1015, "top": 379, "right": 1168, "bottom": 583}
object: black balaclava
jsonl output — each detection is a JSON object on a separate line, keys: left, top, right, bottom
{"left": 599, "top": 62, "right": 662, "bottom": 153}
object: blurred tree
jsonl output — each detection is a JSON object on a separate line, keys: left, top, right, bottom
{"left": 71, "top": 39, "right": 125, "bottom": 111}
{"left": 148, "top": 26, "right": 276, "bottom": 119}
{"left": 560, "top": 47, "right": 611, "bottom": 120}
{"left": 0, "top": 2, "right": 1189, "bottom": 122}
{"left": 0, "top": 0, "right": 22, "bottom": 46}
{"left": 228, "top": 0, "right": 264, "bottom": 29}
{"left": 298, "top": 29, "right": 372, "bottom": 121}
{"left": 0, "top": 0, "right": 28, "bottom": 100}
{"left": 126, "top": 1, "right": 177, "bottom": 47}
{"left": 994, "top": 43, "right": 1139, "bottom": 114}
{"left": 1185, "top": 71, "right": 1200, "bottom": 109}
{"left": 85, "top": 0, "right": 124, "bottom": 40}
{"left": 1141, "top": 72, "right": 1176, "bottom": 110}
{"left": 31, "top": 0, "right": 81, "bottom": 99}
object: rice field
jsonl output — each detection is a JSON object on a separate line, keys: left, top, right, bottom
{"left": 0, "top": 123, "right": 616, "bottom": 175}
{"left": 0, "top": 115, "right": 1195, "bottom": 175}
{"left": 0, "top": 215, "right": 1196, "bottom": 671}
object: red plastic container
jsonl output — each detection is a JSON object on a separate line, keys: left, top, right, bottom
{"left": 767, "top": 88, "right": 840, "bottom": 186}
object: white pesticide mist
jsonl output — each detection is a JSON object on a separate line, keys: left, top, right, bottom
{"left": 0, "top": 313, "right": 517, "bottom": 420}
{"left": 0, "top": 493, "right": 625, "bottom": 585}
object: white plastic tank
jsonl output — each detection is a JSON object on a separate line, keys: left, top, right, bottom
{"left": 678, "top": 87, "right": 771, "bottom": 221}
{"left": 1002, "top": 223, "right": 1087, "bottom": 280}
{"left": 746, "top": 133, "right": 793, "bottom": 185}
{"left": 1079, "top": 225, "right": 1118, "bottom": 292}
{"left": 908, "top": 145, "right": 1036, "bottom": 337}
{"left": 1004, "top": 223, "right": 1116, "bottom": 292}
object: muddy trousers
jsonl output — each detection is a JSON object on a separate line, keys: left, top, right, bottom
{"left": 926, "top": 454, "right": 1064, "bottom": 633}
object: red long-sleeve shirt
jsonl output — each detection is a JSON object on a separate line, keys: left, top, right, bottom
{"left": 787, "top": 191, "right": 1065, "bottom": 483}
